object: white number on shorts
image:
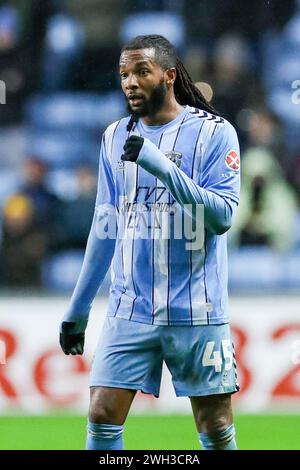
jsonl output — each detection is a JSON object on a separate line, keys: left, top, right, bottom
{"left": 222, "top": 339, "right": 233, "bottom": 371}
{"left": 202, "top": 340, "right": 233, "bottom": 372}
{"left": 202, "top": 341, "right": 222, "bottom": 372}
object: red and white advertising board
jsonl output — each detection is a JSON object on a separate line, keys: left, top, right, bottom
{"left": 0, "top": 296, "right": 300, "bottom": 414}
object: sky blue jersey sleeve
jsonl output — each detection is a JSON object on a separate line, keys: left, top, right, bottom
{"left": 137, "top": 121, "right": 240, "bottom": 235}
{"left": 201, "top": 120, "right": 240, "bottom": 208}
{"left": 61, "top": 134, "right": 116, "bottom": 332}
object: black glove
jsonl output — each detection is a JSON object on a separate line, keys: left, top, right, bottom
{"left": 121, "top": 135, "right": 144, "bottom": 162}
{"left": 59, "top": 321, "right": 85, "bottom": 355}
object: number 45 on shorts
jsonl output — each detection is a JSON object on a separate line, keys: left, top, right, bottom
{"left": 202, "top": 340, "right": 233, "bottom": 372}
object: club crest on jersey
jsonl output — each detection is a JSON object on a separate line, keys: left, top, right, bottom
{"left": 225, "top": 150, "right": 239, "bottom": 172}
{"left": 164, "top": 151, "right": 182, "bottom": 168}
{"left": 116, "top": 160, "right": 125, "bottom": 170}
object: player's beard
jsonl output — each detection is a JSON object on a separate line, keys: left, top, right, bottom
{"left": 126, "top": 79, "right": 167, "bottom": 119}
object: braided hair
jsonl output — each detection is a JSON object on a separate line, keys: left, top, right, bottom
{"left": 122, "top": 34, "right": 218, "bottom": 131}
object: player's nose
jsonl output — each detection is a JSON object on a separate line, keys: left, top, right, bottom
{"left": 126, "top": 73, "right": 139, "bottom": 89}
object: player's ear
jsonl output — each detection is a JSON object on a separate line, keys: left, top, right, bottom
{"left": 165, "top": 67, "right": 176, "bottom": 87}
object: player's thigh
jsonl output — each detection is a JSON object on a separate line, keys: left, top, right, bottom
{"left": 161, "top": 323, "right": 239, "bottom": 397}
{"left": 190, "top": 392, "right": 233, "bottom": 433}
{"left": 89, "top": 386, "right": 136, "bottom": 425}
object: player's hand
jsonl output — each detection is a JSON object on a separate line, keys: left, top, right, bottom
{"left": 121, "top": 135, "right": 144, "bottom": 162}
{"left": 59, "top": 321, "right": 85, "bottom": 355}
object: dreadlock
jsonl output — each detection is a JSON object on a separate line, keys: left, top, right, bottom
{"left": 174, "top": 58, "right": 219, "bottom": 115}
{"left": 122, "top": 34, "right": 219, "bottom": 131}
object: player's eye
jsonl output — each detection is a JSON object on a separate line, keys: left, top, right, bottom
{"left": 139, "top": 69, "right": 149, "bottom": 76}
{"left": 120, "top": 72, "right": 128, "bottom": 79}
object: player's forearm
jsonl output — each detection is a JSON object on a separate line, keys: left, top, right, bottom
{"left": 137, "top": 141, "right": 232, "bottom": 235}
{"left": 62, "top": 212, "right": 116, "bottom": 331}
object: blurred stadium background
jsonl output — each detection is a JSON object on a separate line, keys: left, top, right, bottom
{"left": 0, "top": 0, "right": 300, "bottom": 450}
